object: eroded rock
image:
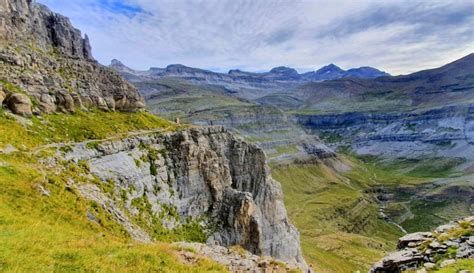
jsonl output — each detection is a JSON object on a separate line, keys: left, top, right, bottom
{"left": 0, "top": 0, "right": 145, "bottom": 114}
{"left": 370, "top": 217, "right": 474, "bottom": 273}
{"left": 64, "top": 126, "right": 308, "bottom": 270}
{"left": 7, "top": 93, "right": 32, "bottom": 116}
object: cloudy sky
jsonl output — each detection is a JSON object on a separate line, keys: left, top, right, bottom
{"left": 40, "top": 0, "right": 474, "bottom": 75}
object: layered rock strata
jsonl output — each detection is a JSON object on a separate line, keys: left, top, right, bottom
{"left": 0, "top": 0, "right": 144, "bottom": 115}
{"left": 370, "top": 216, "right": 474, "bottom": 272}
{"left": 65, "top": 126, "right": 306, "bottom": 269}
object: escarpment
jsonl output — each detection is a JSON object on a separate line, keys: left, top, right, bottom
{"left": 0, "top": 0, "right": 144, "bottom": 115}
{"left": 64, "top": 126, "right": 306, "bottom": 269}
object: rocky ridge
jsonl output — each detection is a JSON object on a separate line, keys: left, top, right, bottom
{"left": 370, "top": 216, "right": 474, "bottom": 272}
{"left": 62, "top": 126, "right": 307, "bottom": 270}
{"left": 0, "top": 0, "right": 144, "bottom": 116}
{"left": 110, "top": 59, "right": 389, "bottom": 102}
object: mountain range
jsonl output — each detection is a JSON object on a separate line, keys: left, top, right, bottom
{"left": 110, "top": 59, "right": 389, "bottom": 83}
{"left": 111, "top": 52, "right": 474, "bottom": 271}
{"left": 1, "top": 0, "right": 472, "bottom": 272}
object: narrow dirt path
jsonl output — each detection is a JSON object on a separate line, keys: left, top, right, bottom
{"left": 30, "top": 127, "right": 176, "bottom": 156}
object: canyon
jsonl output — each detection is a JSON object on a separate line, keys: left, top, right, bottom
{"left": 0, "top": 0, "right": 472, "bottom": 272}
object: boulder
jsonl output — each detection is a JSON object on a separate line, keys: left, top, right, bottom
{"left": 423, "top": 262, "right": 436, "bottom": 269}
{"left": 440, "top": 259, "right": 455, "bottom": 268}
{"left": 39, "top": 93, "right": 56, "bottom": 114}
{"left": 398, "top": 232, "right": 432, "bottom": 248}
{"left": 7, "top": 93, "right": 32, "bottom": 117}
{"left": 55, "top": 90, "right": 75, "bottom": 113}
{"left": 370, "top": 249, "right": 423, "bottom": 273}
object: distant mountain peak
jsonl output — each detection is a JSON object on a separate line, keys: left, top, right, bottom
{"left": 270, "top": 66, "right": 299, "bottom": 75}
{"left": 316, "top": 64, "right": 344, "bottom": 74}
{"left": 345, "top": 66, "right": 390, "bottom": 78}
{"left": 109, "top": 59, "right": 137, "bottom": 75}
{"left": 166, "top": 64, "right": 188, "bottom": 69}
{"left": 110, "top": 59, "right": 126, "bottom": 67}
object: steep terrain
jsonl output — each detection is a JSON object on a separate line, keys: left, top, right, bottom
{"left": 0, "top": 0, "right": 145, "bottom": 116}
{"left": 0, "top": 1, "right": 308, "bottom": 272}
{"left": 63, "top": 126, "right": 305, "bottom": 268}
{"left": 110, "top": 59, "right": 389, "bottom": 101}
{"left": 114, "top": 53, "right": 474, "bottom": 272}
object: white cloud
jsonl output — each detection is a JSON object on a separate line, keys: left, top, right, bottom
{"left": 39, "top": 0, "right": 474, "bottom": 75}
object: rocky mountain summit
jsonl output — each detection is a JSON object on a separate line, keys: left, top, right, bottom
{"left": 109, "top": 59, "right": 389, "bottom": 91}
{"left": 301, "top": 63, "right": 389, "bottom": 81}
{"left": 0, "top": 0, "right": 144, "bottom": 116}
{"left": 62, "top": 126, "right": 307, "bottom": 270}
{"left": 370, "top": 216, "right": 473, "bottom": 272}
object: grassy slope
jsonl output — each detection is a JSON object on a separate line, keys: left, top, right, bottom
{"left": 144, "top": 79, "right": 254, "bottom": 121}
{"left": 349, "top": 155, "right": 471, "bottom": 232}
{"left": 271, "top": 153, "right": 471, "bottom": 273}
{"left": 271, "top": 160, "right": 403, "bottom": 273}
{"left": 0, "top": 110, "right": 226, "bottom": 272}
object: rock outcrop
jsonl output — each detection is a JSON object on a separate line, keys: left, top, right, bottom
{"left": 0, "top": 0, "right": 145, "bottom": 114}
{"left": 174, "top": 242, "right": 302, "bottom": 272}
{"left": 294, "top": 104, "right": 474, "bottom": 160}
{"left": 6, "top": 92, "right": 32, "bottom": 116}
{"left": 64, "top": 126, "right": 307, "bottom": 270}
{"left": 370, "top": 216, "right": 474, "bottom": 272}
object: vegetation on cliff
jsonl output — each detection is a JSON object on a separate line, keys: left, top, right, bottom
{"left": 0, "top": 111, "right": 227, "bottom": 272}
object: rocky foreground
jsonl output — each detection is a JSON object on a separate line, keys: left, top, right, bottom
{"left": 174, "top": 242, "right": 301, "bottom": 272}
{"left": 370, "top": 216, "right": 474, "bottom": 272}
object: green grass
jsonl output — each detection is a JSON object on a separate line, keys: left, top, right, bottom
{"left": 0, "top": 110, "right": 180, "bottom": 150}
{"left": 0, "top": 111, "right": 224, "bottom": 272}
{"left": 271, "top": 150, "right": 472, "bottom": 272}
{"left": 434, "top": 259, "right": 474, "bottom": 272}
{"left": 271, "top": 162, "right": 403, "bottom": 273}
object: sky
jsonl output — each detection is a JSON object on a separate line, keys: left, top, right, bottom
{"left": 39, "top": 0, "right": 474, "bottom": 75}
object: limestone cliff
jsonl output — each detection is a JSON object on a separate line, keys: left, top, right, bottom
{"left": 0, "top": 0, "right": 144, "bottom": 115}
{"left": 64, "top": 126, "right": 307, "bottom": 269}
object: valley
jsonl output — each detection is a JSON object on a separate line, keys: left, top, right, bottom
{"left": 111, "top": 53, "right": 474, "bottom": 272}
{"left": 0, "top": 0, "right": 472, "bottom": 272}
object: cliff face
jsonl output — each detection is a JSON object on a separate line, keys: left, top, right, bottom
{"left": 0, "top": 0, "right": 92, "bottom": 59}
{"left": 294, "top": 105, "right": 474, "bottom": 160}
{"left": 0, "top": 0, "right": 144, "bottom": 115}
{"left": 64, "top": 126, "right": 306, "bottom": 269}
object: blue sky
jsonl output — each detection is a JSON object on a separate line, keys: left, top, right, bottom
{"left": 39, "top": 0, "right": 474, "bottom": 75}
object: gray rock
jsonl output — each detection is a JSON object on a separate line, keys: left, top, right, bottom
{"left": 423, "top": 262, "right": 436, "bottom": 269}
{"left": 440, "top": 259, "right": 455, "bottom": 268}
{"left": 398, "top": 232, "right": 432, "bottom": 248}
{"left": 174, "top": 242, "right": 302, "bottom": 272}
{"left": 76, "top": 183, "right": 151, "bottom": 243}
{"left": 64, "top": 127, "right": 308, "bottom": 270}
{"left": 7, "top": 93, "right": 32, "bottom": 117}
{"left": 371, "top": 216, "right": 474, "bottom": 272}
{"left": 435, "top": 223, "right": 457, "bottom": 233}
{"left": 370, "top": 249, "right": 423, "bottom": 273}
{"left": 0, "top": 0, "right": 145, "bottom": 114}
{"left": 429, "top": 241, "right": 441, "bottom": 249}
{"left": 39, "top": 93, "right": 56, "bottom": 113}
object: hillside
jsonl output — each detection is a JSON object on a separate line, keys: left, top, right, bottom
{"left": 287, "top": 53, "right": 474, "bottom": 113}
{"left": 0, "top": 1, "right": 307, "bottom": 272}
{"left": 115, "top": 52, "right": 474, "bottom": 272}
